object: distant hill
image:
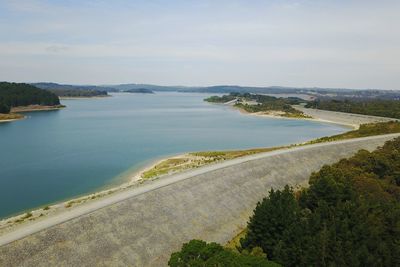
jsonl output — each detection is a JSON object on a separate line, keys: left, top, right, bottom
{"left": 30, "top": 82, "right": 400, "bottom": 100}
{"left": 124, "top": 88, "right": 154, "bottom": 94}
{"left": 103, "top": 83, "right": 193, "bottom": 92}
{"left": 104, "top": 84, "right": 400, "bottom": 100}
{"left": 32, "top": 82, "right": 117, "bottom": 92}
{"left": 47, "top": 88, "right": 108, "bottom": 98}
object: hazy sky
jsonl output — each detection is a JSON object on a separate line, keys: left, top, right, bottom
{"left": 0, "top": 0, "right": 399, "bottom": 89}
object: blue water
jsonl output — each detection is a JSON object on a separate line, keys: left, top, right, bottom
{"left": 0, "top": 92, "right": 347, "bottom": 218}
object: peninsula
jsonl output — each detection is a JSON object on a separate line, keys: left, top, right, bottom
{"left": 0, "top": 82, "right": 65, "bottom": 122}
{"left": 205, "top": 92, "right": 311, "bottom": 118}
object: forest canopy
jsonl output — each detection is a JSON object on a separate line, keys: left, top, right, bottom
{"left": 0, "top": 82, "right": 60, "bottom": 113}
{"left": 170, "top": 137, "right": 400, "bottom": 266}
{"left": 47, "top": 88, "right": 108, "bottom": 97}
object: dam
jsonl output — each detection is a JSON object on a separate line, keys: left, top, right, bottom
{"left": 0, "top": 133, "right": 398, "bottom": 266}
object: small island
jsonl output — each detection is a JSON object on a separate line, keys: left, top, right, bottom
{"left": 124, "top": 88, "right": 154, "bottom": 94}
{"left": 205, "top": 92, "right": 310, "bottom": 118}
{"left": 0, "top": 82, "right": 65, "bottom": 122}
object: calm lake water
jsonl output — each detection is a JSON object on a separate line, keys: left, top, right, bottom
{"left": 0, "top": 92, "right": 347, "bottom": 218}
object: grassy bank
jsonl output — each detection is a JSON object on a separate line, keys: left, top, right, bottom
{"left": 141, "top": 147, "right": 285, "bottom": 179}
{"left": 0, "top": 113, "right": 24, "bottom": 122}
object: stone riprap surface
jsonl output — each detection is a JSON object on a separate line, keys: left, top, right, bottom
{"left": 0, "top": 134, "right": 398, "bottom": 267}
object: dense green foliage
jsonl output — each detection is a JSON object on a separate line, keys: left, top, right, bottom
{"left": 124, "top": 88, "right": 154, "bottom": 94}
{"left": 171, "top": 137, "right": 400, "bottom": 266}
{"left": 306, "top": 99, "right": 400, "bottom": 119}
{"left": 309, "top": 121, "right": 400, "bottom": 143}
{"left": 169, "top": 240, "right": 280, "bottom": 267}
{"left": 205, "top": 93, "right": 308, "bottom": 117}
{"left": 47, "top": 89, "right": 108, "bottom": 97}
{"left": 0, "top": 82, "right": 60, "bottom": 113}
{"left": 241, "top": 138, "right": 400, "bottom": 266}
{"left": 32, "top": 82, "right": 118, "bottom": 92}
{"left": 0, "top": 102, "right": 10, "bottom": 113}
{"left": 204, "top": 94, "right": 237, "bottom": 103}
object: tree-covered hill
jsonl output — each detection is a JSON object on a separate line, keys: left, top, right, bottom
{"left": 0, "top": 82, "right": 61, "bottom": 113}
{"left": 32, "top": 82, "right": 117, "bottom": 92}
{"left": 124, "top": 88, "right": 154, "bottom": 94}
{"left": 46, "top": 88, "right": 108, "bottom": 97}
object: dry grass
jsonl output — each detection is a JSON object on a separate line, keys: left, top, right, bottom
{"left": 225, "top": 229, "right": 247, "bottom": 252}
{"left": 141, "top": 147, "right": 285, "bottom": 180}
{"left": 0, "top": 113, "right": 24, "bottom": 121}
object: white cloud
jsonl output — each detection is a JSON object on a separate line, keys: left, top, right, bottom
{"left": 0, "top": 0, "right": 399, "bottom": 89}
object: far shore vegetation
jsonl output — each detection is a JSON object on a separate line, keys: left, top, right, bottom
{"left": 169, "top": 137, "right": 400, "bottom": 266}
{"left": 124, "top": 88, "right": 155, "bottom": 94}
{"left": 48, "top": 89, "right": 108, "bottom": 98}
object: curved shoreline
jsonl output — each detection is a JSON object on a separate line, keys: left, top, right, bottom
{"left": 0, "top": 116, "right": 25, "bottom": 123}
{"left": 0, "top": 105, "right": 391, "bottom": 234}
{"left": 0, "top": 105, "right": 65, "bottom": 123}
{"left": 0, "top": 133, "right": 399, "bottom": 249}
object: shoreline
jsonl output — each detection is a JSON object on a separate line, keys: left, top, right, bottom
{"left": 0, "top": 116, "right": 25, "bottom": 123}
{"left": 11, "top": 105, "right": 66, "bottom": 113}
{"left": 0, "top": 154, "right": 179, "bottom": 235}
{"left": 0, "top": 105, "right": 65, "bottom": 123}
{"left": 1, "top": 133, "right": 399, "bottom": 249}
{"left": 0, "top": 104, "right": 388, "bottom": 234}
{"left": 0, "top": 113, "right": 25, "bottom": 123}
{"left": 0, "top": 132, "right": 346, "bottom": 234}
{"left": 60, "top": 95, "right": 111, "bottom": 100}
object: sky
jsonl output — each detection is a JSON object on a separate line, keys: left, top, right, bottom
{"left": 0, "top": 0, "right": 399, "bottom": 89}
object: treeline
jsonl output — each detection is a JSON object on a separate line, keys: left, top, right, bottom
{"left": 306, "top": 99, "right": 400, "bottom": 119}
{"left": 169, "top": 240, "right": 280, "bottom": 266}
{"left": 47, "top": 89, "right": 108, "bottom": 97}
{"left": 0, "top": 82, "right": 60, "bottom": 113}
{"left": 205, "top": 94, "right": 237, "bottom": 103}
{"left": 170, "top": 137, "right": 400, "bottom": 266}
{"left": 124, "top": 88, "right": 154, "bottom": 94}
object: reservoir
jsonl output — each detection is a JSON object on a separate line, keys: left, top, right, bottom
{"left": 0, "top": 92, "right": 347, "bottom": 218}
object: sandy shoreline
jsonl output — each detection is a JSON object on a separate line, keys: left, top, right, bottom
{"left": 0, "top": 104, "right": 385, "bottom": 234}
{"left": 0, "top": 117, "right": 25, "bottom": 123}
{"left": 0, "top": 155, "right": 177, "bottom": 235}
